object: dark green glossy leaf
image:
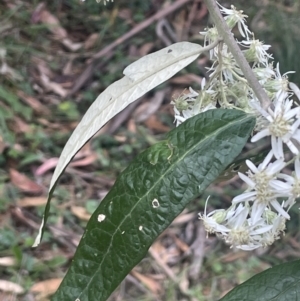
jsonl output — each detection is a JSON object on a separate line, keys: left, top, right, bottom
{"left": 52, "top": 109, "right": 255, "bottom": 301}
{"left": 219, "top": 260, "right": 300, "bottom": 301}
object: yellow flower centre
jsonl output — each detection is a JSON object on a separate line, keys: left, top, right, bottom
{"left": 269, "top": 114, "right": 290, "bottom": 137}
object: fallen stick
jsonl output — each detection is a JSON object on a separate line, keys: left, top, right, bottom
{"left": 69, "top": 0, "right": 193, "bottom": 96}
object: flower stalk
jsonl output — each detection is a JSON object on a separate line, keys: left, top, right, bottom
{"left": 203, "top": 0, "right": 271, "bottom": 110}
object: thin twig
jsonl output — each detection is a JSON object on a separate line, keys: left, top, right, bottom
{"left": 148, "top": 247, "right": 178, "bottom": 283}
{"left": 92, "top": 0, "right": 193, "bottom": 61}
{"left": 203, "top": 0, "right": 271, "bottom": 110}
{"left": 69, "top": 0, "right": 193, "bottom": 96}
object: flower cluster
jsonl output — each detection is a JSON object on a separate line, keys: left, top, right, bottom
{"left": 171, "top": 4, "right": 300, "bottom": 250}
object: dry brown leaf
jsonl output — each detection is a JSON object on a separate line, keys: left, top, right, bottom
{"left": 113, "top": 135, "right": 127, "bottom": 142}
{"left": 117, "top": 8, "right": 133, "bottom": 22}
{"left": 133, "top": 90, "right": 165, "bottom": 123}
{"left": 31, "top": 3, "right": 45, "bottom": 23}
{"left": 149, "top": 246, "right": 178, "bottom": 282}
{"left": 17, "top": 197, "right": 47, "bottom": 207}
{"left": 10, "top": 169, "right": 43, "bottom": 194}
{"left": 35, "top": 158, "right": 59, "bottom": 176}
{"left": 37, "top": 118, "right": 64, "bottom": 129}
{"left": 35, "top": 148, "right": 96, "bottom": 176}
{"left": 62, "top": 60, "right": 73, "bottom": 76}
{"left": 220, "top": 251, "right": 249, "bottom": 263}
{"left": 40, "top": 73, "right": 68, "bottom": 97}
{"left": 289, "top": 237, "right": 300, "bottom": 249}
{"left": 173, "top": 236, "right": 190, "bottom": 253}
{"left": 17, "top": 91, "right": 50, "bottom": 114}
{"left": 0, "top": 280, "right": 24, "bottom": 294}
{"left": 139, "top": 42, "right": 154, "bottom": 56}
{"left": 11, "top": 117, "right": 32, "bottom": 134}
{"left": 151, "top": 240, "right": 166, "bottom": 255}
{"left": 84, "top": 33, "right": 99, "bottom": 50}
{"left": 74, "top": 143, "right": 93, "bottom": 158}
{"left": 39, "top": 10, "right": 67, "bottom": 39}
{"left": 131, "top": 270, "right": 162, "bottom": 295}
{"left": 71, "top": 206, "right": 91, "bottom": 221}
{"left": 33, "top": 57, "right": 54, "bottom": 78}
{"left": 127, "top": 119, "right": 137, "bottom": 133}
{"left": 172, "top": 211, "right": 196, "bottom": 225}
{"left": 144, "top": 115, "right": 170, "bottom": 132}
{"left": 32, "top": 57, "right": 69, "bottom": 96}
{"left": 0, "top": 257, "right": 16, "bottom": 267}
{"left": 0, "top": 292, "right": 15, "bottom": 301}
{"left": 169, "top": 73, "right": 203, "bottom": 85}
{"left": 30, "top": 278, "right": 62, "bottom": 296}
{"left": 61, "top": 38, "right": 82, "bottom": 52}
{"left": 70, "top": 153, "right": 98, "bottom": 168}
{"left": 35, "top": 8, "right": 82, "bottom": 51}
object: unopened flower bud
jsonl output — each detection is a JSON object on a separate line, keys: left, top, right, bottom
{"left": 212, "top": 209, "right": 227, "bottom": 223}
{"left": 174, "top": 97, "right": 190, "bottom": 112}
{"left": 263, "top": 209, "right": 277, "bottom": 224}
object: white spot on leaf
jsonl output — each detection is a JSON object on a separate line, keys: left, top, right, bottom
{"left": 97, "top": 214, "right": 106, "bottom": 222}
{"left": 152, "top": 198, "right": 160, "bottom": 208}
{"left": 121, "top": 231, "right": 125, "bottom": 234}
{"left": 139, "top": 226, "right": 143, "bottom": 231}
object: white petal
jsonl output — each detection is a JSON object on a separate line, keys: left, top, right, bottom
{"left": 238, "top": 172, "right": 255, "bottom": 187}
{"left": 285, "top": 107, "right": 300, "bottom": 120}
{"left": 251, "top": 224, "right": 273, "bottom": 235}
{"left": 269, "top": 179, "right": 291, "bottom": 191}
{"left": 267, "top": 158, "right": 285, "bottom": 174}
{"left": 233, "top": 206, "right": 249, "bottom": 227}
{"left": 270, "top": 200, "right": 290, "bottom": 219}
{"left": 250, "top": 202, "right": 265, "bottom": 224}
{"left": 260, "top": 149, "right": 274, "bottom": 170}
{"left": 233, "top": 191, "right": 256, "bottom": 203}
{"left": 246, "top": 159, "right": 258, "bottom": 173}
{"left": 271, "top": 136, "right": 284, "bottom": 160}
{"left": 295, "top": 159, "right": 300, "bottom": 178}
{"left": 286, "top": 140, "right": 299, "bottom": 155}
{"left": 251, "top": 128, "right": 270, "bottom": 142}
{"left": 236, "top": 244, "right": 261, "bottom": 251}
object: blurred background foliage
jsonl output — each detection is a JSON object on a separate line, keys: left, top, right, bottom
{"left": 0, "top": 0, "right": 300, "bottom": 300}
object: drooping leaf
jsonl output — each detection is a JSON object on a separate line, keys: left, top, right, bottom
{"left": 52, "top": 109, "right": 255, "bottom": 301}
{"left": 219, "top": 260, "right": 300, "bottom": 301}
{"left": 33, "top": 41, "right": 204, "bottom": 246}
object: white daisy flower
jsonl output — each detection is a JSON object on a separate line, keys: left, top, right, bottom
{"left": 233, "top": 150, "right": 290, "bottom": 221}
{"left": 240, "top": 39, "right": 272, "bottom": 66}
{"left": 251, "top": 91, "right": 300, "bottom": 159}
{"left": 218, "top": 4, "right": 251, "bottom": 39}
{"left": 264, "top": 63, "right": 295, "bottom": 95}
{"left": 272, "top": 158, "right": 300, "bottom": 208}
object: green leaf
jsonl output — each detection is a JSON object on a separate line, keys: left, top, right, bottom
{"left": 52, "top": 109, "right": 255, "bottom": 301}
{"left": 33, "top": 41, "right": 210, "bottom": 247}
{"left": 219, "top": 260, "right": 300, "bottom": 301}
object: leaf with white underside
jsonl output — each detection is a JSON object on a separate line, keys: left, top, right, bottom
{"left": 33, "top": 41, "right": 205, "bottom": 247}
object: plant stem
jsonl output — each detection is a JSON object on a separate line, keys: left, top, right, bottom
{"left": 203, "top": 0, "right": 271, "bottom": 110}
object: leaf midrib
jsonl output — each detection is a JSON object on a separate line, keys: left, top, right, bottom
{"left": 50, "top": 46, "right": 203, "bottom": 192}
{"left": 75, "top": 114, "right": 250, "bottom": 300}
